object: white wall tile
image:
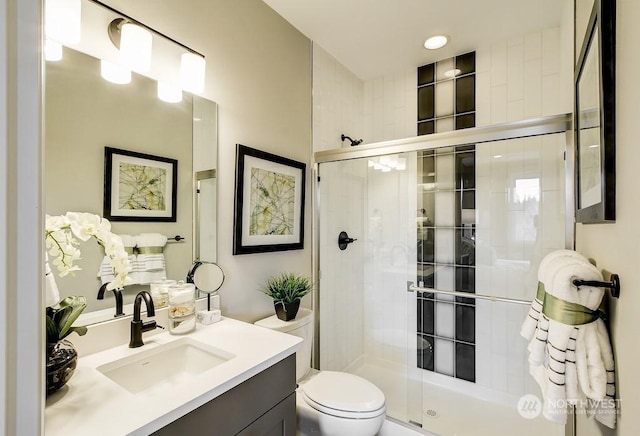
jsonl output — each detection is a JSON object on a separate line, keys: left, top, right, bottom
{"left": 436, "top": 302, "right": 455, "bottom": 338}
{"left": 436, "top": 338, "right": 454, "bottom": 376}
{"left": 523, "top": 59, "right": 542, "bottom": 118}
{"left": 436, "top": 79, "right": 454, "bottom": 117}
{"left": 491, "top": 354, "right": 508, "bottom": 392}
{"left": 507, "top": 42, "right": 524, "bottom": 101}
{"left": 435, "top": 153, "right": 455, "bottom": 190}
{"left": 475, "top": 71, "right": 491, "bottom": 126}
{"left": 541, "top": 73, "right": 561, "bottom": 116}
{"left": 436, "top": 117, "right": 454, "bottom": 133}
{"left": 490, "top": 84, "right": 507, "bottom": 123}
{"left": 542, "top": 27, "right": 560, "bottom": 76}
{"left": 491, "top": 42, "right": 508, "bottom": 86}
{"left": 524, "top": 32, "right": 542, "bottom": 61}
{"left": 435, "top": 230, "right": 455, "bottom": 265}
{"left": 507, "top": 99, "right": 524, "bottom": 122}
{"left": 435, "top": 191, "right": 455, "bottom": 226}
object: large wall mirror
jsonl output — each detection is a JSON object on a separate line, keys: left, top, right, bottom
{"left": 44, "top": 0, "right": 218, "bottom": 324}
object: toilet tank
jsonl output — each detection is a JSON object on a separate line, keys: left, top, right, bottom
{"left": 254, "top": 308, "right": 313, "bottom": 381}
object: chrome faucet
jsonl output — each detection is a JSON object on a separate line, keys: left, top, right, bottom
{"left": 97, "top": 283, "right": 125, "bottom": 318}
{"left": 129, "top": 290, "right": 161, "bottom": 348}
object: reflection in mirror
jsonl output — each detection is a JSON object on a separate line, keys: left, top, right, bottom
{"left": 44, "top": 0, "right": 217, "bottom": 325}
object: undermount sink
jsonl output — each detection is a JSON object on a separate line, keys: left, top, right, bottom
{"left": 96, "top": 338, "right": 236, "bottom": 394}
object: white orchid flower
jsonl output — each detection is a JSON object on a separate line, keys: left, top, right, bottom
{"left": 45, "top": 212, "right": 131, "bottom": 300}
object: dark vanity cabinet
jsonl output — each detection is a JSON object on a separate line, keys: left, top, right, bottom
{"left": 153, "top": 355, "right": 297, "bottom": 435}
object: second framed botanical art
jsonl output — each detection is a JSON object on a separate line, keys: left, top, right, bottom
{"left": 104, "top": 147, "right": 178, "bottom": 222}
{"left": 233, "top": 144, "right": 306, "bottom": 255}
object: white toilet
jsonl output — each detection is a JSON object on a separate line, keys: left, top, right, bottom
{"left": 255, "top": 308, "right": 386, "bottom": 436}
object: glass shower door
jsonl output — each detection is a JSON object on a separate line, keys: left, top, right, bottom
{"left": 317, "top": 153, "right": 423, "bottom": 428}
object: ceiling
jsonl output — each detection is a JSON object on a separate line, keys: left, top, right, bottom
{"left": 262, "top": 0, "right": 567, "bottom": 80}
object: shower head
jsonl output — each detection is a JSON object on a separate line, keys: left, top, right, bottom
{"left": 341, "top": 134, "right": 363, "bottom": 146}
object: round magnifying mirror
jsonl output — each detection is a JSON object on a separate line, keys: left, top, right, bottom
{"left": 187, "top": 261, "right": 225, "bottom": 296}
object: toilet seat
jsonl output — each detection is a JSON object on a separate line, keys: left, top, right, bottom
{"left": 300, "top": 371, "right": 386, "bottom": 419}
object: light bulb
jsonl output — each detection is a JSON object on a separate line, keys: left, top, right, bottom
{"left": 45, "top": 0, "right": 81, "bottom": 44}
{"left": 180, "top": 52, "right": 206, "bottom": 94}
{"left": 101, "top": 60, "right": 131, "bottom": 84}
{"left": 120, "top": 23, "right": 152, "bottom": 73}
{"left": 45, "top": 39, "right": 63, "bottom": 61}
{"left": 158, "top": 82, "right": 183, "bottom": 103}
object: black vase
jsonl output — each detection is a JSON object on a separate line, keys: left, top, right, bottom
{"left": 46, "top": 339, "right": 78, "bottom": 396}
{"left": 274, "top": 301, "right": 300, "bottom": 321}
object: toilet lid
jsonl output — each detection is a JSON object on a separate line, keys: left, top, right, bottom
{"left": 301, "top": 371, "right": 386, "bottom": 418}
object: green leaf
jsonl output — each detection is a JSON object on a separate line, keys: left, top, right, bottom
{"left": 52, "top": 296, "right": 87, "bottom": 341}
{"left": 46, "top": 315, "right": 59, "bottom": 344}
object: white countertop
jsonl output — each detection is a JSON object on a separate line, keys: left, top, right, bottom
{"left": 44, "top": 317, "right": 302, "bottom": 435}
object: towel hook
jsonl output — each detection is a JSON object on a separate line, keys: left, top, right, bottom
{"left": 572, "top": 273, "right": 620, "bottom": 298}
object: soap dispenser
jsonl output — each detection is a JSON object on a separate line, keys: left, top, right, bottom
{"left": 167, "top": 280, "right": 196, "bottom": 334}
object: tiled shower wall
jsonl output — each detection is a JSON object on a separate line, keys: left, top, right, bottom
{"left": 312, "top": 44, "right": 364, "bottom": 152}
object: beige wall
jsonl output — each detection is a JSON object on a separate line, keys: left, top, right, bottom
{"left": 575, "top": 0, "right": 640, "bottom": 435}
{"left": 99, "top": 0, "right": 313, "bottom": 322}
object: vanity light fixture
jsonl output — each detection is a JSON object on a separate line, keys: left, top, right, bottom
{"left": 158, "top": 81, "right": 183, "bottom": 103}
{"left": 100, "top": 60, "right": 132, "bottom": 85}
{"left": 424, "top": 35, "right": 448, "bottom": 50}
{"left": 45, "top": 0, "right": 82, "bottom": 45}
{"left": 45, "top": 39, "right": 63, "bottom": 61}
{"left": 180, "top": 52, "right": 206, "bottom": 94}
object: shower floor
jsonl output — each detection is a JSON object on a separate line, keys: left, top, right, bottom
{"left": 351, "top": 357, "right": 564, "bottom": 436}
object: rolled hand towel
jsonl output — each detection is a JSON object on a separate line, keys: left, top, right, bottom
{"left": 527, "top": 255, "right": 591, "bottom": 368}
{"left": 521, "top": 250, "right": 589, "bottom": 341}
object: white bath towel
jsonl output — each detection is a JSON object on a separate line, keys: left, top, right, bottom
{"left": 97, "top": 234, "right": 138, "bottom": 285}
{"left": 135, "top": 233, "right": 168, "bottom": 284}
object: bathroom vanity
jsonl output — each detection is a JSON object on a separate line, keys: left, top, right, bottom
{"left": 44, "top": 318, "right": 301, "bottom": 435}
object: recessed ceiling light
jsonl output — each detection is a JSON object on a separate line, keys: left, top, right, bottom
{"left": 424, "top": 35, "right": 448, "bottom": 50}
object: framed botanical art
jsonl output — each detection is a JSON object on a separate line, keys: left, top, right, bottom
{"left": 104, "top": 147, "right": 178, "bottom": 222}
{"left": 233, "top": 144, "right": 306, "bottom": 254}
{"left": 575, "top": 0, "right": 616, "bottom": 223}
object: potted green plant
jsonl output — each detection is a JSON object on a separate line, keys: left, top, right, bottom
{"left": 262, "top": 272, "right": 312, "bottom": 321}
{"left": 45, "top": 296, "right": 87, "bottom": 395}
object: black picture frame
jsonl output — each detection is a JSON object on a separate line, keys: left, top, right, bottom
{"left": 104, "top": 147, "right": 178, "bottom": 222}
{"left": 575, "top": 0, "right": 616, "bottom": 223}
{"left": 233, "top": 144, "right": 306, "bottom": 255}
